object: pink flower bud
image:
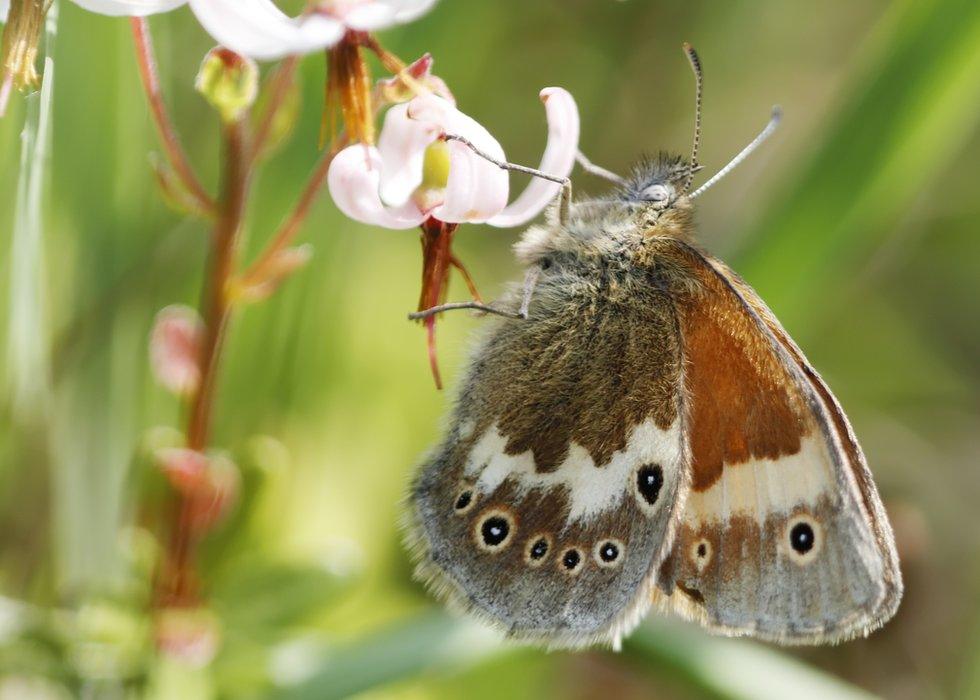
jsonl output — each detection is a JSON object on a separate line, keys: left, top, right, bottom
{"left": 188, "top": 452, "right": 241, "bottom": 530}
{"left": 156, "top": 448, "right": 211, "bottom": 495}
{"left": 149, "top": 305, "right": 204, "bottom": 397}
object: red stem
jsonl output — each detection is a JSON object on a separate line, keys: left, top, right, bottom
{"left": 158, "top": 119, "right": 249, "bottom": 607}
{"left": 250, "top": 56, "right": 298, "bottom": 166}
{"left": 130, "top": 17, "right": 216, "bottom": 217}
{"left": 240, "top": 137, "right": 346, "bottom": 286}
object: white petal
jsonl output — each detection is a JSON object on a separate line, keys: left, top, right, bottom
{"left": 343, "top": 0, "right": 438, "bottom": 30}
{"left": 376, "top": 102, "right": 440, "bottom": 206}
{"left": 488, "top": 87, "right": 580, "bottom": 228}
{"left": 386, "top": 0, "right": 438, "bottom": 24}
{"left": 328, "top": 144, "right": 427, "bottom": 229}
{"left": 70, "top": 0, "right": 185, "bottom": 16}
{"left": 189, "top": 0, "right": 344, "bottom": 60}
{"left": 433, "top": 102, "right": 508, "bottom": 223}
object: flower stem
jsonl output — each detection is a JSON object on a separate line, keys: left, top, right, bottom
{"left": 250, "top": 55, "right": 297, "bottom": 166}
{"left": 239, "top": 136, "right": 346, "bottom": 286}
{"left": 130, "top": 17, "right": 216, "bottom": 218}
{"left": 158, "top": 118, "right": 249, "bottom": 606}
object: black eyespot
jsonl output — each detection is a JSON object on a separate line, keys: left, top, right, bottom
{"left": 529, "top": 538, "right": 549, "bottom": 560}
{"left": 454, "top": 490, "right": 472, "bottom": 511}
{"left": 562, "top": 548, "right": 582, "bottom": 571}
{"left": 696, "top": 543, "right": 707, "bottom": 558}
{"left": 790, "top": 522, "right": 815, "bottom": 554}
{"left": 481, "top": 516, "right": 510, "bottom": 547}
{"left": 637, "top": 464, "right": 664, "bottom": 506}
{"left": 599, "top": 542, "right": 619, "bottom": 563}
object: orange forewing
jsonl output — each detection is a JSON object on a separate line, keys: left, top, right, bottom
{"left": 669, "top": 244, "right": 810, "bottom": 492}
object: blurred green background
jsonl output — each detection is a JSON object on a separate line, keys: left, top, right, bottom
{"left": 1, "top": 0, "right": 979, "bottom": 697}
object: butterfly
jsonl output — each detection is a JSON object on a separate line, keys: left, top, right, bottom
{"left": 406, "top": 44, "right": 902, "bottom": 649}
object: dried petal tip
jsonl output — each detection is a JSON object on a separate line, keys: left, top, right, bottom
{"left": 150, "top": 305, "right": 205, "bottom": 397}
{"left": 376, "top": 53, "right": 454, "bottom": 107}
{"left": 195, "top": 47, "right": 259, "bottom": 123}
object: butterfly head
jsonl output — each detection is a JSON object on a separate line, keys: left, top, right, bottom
{"left": 614, "top": 152, "right": 701, "bottom": 232}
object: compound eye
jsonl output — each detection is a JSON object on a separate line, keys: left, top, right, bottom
{"left": 641, "top": 183, "right": 671, "bottom": 205}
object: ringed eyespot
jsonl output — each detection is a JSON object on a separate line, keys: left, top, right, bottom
{"left": 635, "top": 464, "right": 664, "bottom": 512}
{"left": 690, "top": 537, "right": 713, "bottom": 573}
{"left": 783, "top": 514, "right": 823, "bottom": 565}
{"left": 524, "top": 535, "right": 552, "bottom": 566}
{"left": 560, "top": 547, "right": 584, "bottom": 574}
{"left": 473, "top": 509, "right": 515, "bottom": 552}
{"left": 452, "top": 486, "right": 477, "bottom": 515}
{"left": 594, "top": 539, "right": 624, "bottom": 568}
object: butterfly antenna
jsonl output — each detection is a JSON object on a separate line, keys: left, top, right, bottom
{"left": 688, "top": 106, "right": 782, "bottom": 199}
{"left": 680, "top": 42, "right": 703, "bottom": 194}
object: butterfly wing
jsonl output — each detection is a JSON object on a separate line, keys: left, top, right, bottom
{"left": 655, "top": 240, "right": 902, "bottom": 644}
{"left": 409, "top": 272, "right": 689, "bottom": 648}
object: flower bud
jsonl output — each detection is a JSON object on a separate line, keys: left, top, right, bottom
{"left": 195, "top": 47, "right": 258, "bottom": 123}
{"left": 149, "top": 305, "right": 204, "bottom": 397}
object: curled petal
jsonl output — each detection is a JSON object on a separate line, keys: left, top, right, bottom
{"left": 69, "top": 0, "right": 186, "bottom": 15}
{"left": 376, "top": 102, "right": 441, "bottom": 206}
{"left": 189, "top": 0, "right": 344, "bottom": 60}
{"left": 343, "top": 0, "right": 437, "bottom": 30}
{"left": 430, "top": 102, "right": 508, "bottom": 223}
{"left": 328, "top": 144, "right": 427, "bottom": 229}
{"left": 488, "top": 87, "right": 580, "bottom": 228}
{"left": 149, "top": 305, "right": 204, "bottom": 396}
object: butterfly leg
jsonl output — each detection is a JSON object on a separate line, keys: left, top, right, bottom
{"left": 408, "top": 267, "right": 540, "bottom": 322}
{"left": 441, "top": 133, "right": 573, "bottom": 226}
{"left": 575, "top": 150, "right": 625, "bottom": 185}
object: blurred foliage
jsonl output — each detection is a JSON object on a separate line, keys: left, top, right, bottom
{"left": 1, "top": 0, "right": 979, "bottom": 698}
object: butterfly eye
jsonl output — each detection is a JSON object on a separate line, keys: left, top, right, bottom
{"left": 474, "top": 509, "right": 515, "bottom": 552}
{"left": 524, "top": 534, "right": 552, "bottom": 566}
{"left": 559, "top": 547, "right": 584, "bottom": 574}
{"left": 594, "top": 539, "right": 624, "bottom": 568}
{"left": 784, "top": 514, "right": 823, "bottom": 565}
{"left": 635, "top": 464, "right": 665, "bottom": 514}
{"left": 453, "top": 486, "right": 477, "bottom": 515}
{"left": 690, "top": 537, "right": 713, "bottom": 573}
{"left": 641, "top": 183, "right": 671, "bottom": 205}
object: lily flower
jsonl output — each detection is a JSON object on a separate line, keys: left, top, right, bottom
{"left": 327, "top": 87, "right": 580, "bottom": 229}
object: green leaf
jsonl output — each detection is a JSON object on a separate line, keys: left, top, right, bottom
{"left": 624, "top": 620, "right": 877, "bottom": 700}
{"left": 736, "top": 0, "right": 980, "bottom": 328}
{"left": 210, "top": 561, "right": 346, "bottom": 641}
{"left": 269, "top": 611, "right": 875, "bottom": 700}
{"left": 269, "top": 610, "right": 505, "bottom": 700}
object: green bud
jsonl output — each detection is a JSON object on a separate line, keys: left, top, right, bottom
{"left": 195, "top": 48, "right": 258, "bottom": 123}
{"left": 421, "top": 139, "right": 451, "bottom": 190}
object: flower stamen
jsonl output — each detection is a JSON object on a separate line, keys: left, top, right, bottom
{"left": 0, "top": 0, "right": 52, "bottom": 116}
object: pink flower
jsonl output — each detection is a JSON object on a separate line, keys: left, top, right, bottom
{"left": 149, "top": 305, "right": 204, "bottom": 397}
{"left": 327, "top": 87, "right": 580, "bottom": 229}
